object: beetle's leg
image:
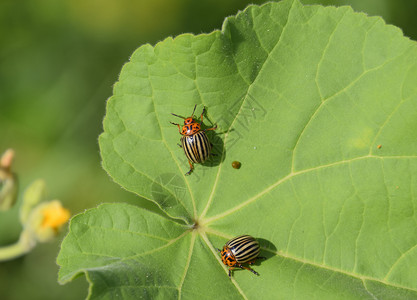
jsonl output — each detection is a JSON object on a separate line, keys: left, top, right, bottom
{"left": 203, "top": 124, "right": 217, "bottom": 132}
{"left": 248, "top": 257, "right": 266, "bottom": 265}
{"left": 170, "top": 122, "right": 182, "bottom": 134}
{"left": 228, "top": 267, "right": 234, "bottom": 278}
{"left": 238, "top": 265, "right": 259, "bottom": 276}
{"left": 216, "top": 248, "right": 222, "bottom": 252}
{"left": 177, "top": 143, "right": 182, "bottom": 148}
{"left": 185, "top": 160, "right": 194, "bottom": 176}
{"left": 199, "top": 106, "right": 206, "bottom": 124}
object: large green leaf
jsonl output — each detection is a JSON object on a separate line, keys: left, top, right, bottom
{"left": 58, "top": 0, "right": 417, "bottom": 298}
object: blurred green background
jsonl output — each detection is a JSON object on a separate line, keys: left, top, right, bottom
{"left": 1, "top": 0, "right": 416, "bottom": 299}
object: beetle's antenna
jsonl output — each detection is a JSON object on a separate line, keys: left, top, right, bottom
{"left": 171, "top": 113, "right": 185, "bottom": 119}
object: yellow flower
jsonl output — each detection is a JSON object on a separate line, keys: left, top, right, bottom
{"left": 0, "top": 200, "right": 71, "bottom": 261}
{"left": 27, "top": 200, "right": 71, "bottom": 243}
{"left": 41, "top": 201, "right": 71, "bottom": 232}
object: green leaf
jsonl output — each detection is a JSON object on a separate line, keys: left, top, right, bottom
{"left": 58, "top": 0, "right": 417, "bottom": 298}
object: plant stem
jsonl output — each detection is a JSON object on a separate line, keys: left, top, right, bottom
{"left": 0, "top": 231, "right": 36, "bottom": 261}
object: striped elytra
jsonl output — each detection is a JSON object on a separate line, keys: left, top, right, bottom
{"left": 219, "top": 235, "right": 263, "bottom": 278}
{"left": 225, "top": 235, "right": 260, "bottom": 263}
{"left": 181, "top": 131, "right": 212, "bottom": 164}
{"left": 170, "top": 105, "right": 217, "bottom": 175}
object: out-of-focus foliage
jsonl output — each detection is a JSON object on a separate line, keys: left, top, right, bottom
{"left": 302, "top": 0, "right": 417, "bottom": 41}
{"left": 1, "top": 0, "right": 417, "bottom": 299}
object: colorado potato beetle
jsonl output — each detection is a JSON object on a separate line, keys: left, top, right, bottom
{"left": 217, "top": 235, "right": 264, "bottom": 278}
{"left": 171, "top": 105, "right": 217, "bottom": 175}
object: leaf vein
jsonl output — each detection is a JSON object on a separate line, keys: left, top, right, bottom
{"left": 205, "top": 155, "right": 417, "bottom": 224}
{"left": 200, "top": 233, "right": 248, "bottom": 300}
{"left": 314, "top": 9, "right": 349, "bottom": 101}
{"left": 262, "top": 247, "right": 417, "bottom": 294}
{"left": 178, "top": 231, "right": 196, "bottom": 299}
{"left": 111, "top": 140, "right": 192, "bottom": 223}
{"left": 200, "top": 0, "right": 294, "bottom": 219}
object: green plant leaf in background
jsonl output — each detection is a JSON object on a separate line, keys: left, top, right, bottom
{"left": 57, "top": 0, "right": 417, "bottom": 298}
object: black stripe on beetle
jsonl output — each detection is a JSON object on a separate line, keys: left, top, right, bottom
{"left": 217, "top": 235, "right": 265, "bottom": 278}
{"left": 171, "top": 105, "right": 217, "bottom": 175}
{"left": 181, "top": 132, "right": 211, "bottom": 164}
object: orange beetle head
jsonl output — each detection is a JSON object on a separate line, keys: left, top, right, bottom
{"left": 220, "top": 246, "right": 237, "bottom": 267}
{"left": 183, "top": 117, "right": 194, "bottom": 125}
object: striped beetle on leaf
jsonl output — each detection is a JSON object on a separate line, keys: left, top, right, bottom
{"left": 170, "top": 105, "right": 217, "bottom": 175}
{"left": 217, "top": 235, "right": 265, "bottom": 278}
